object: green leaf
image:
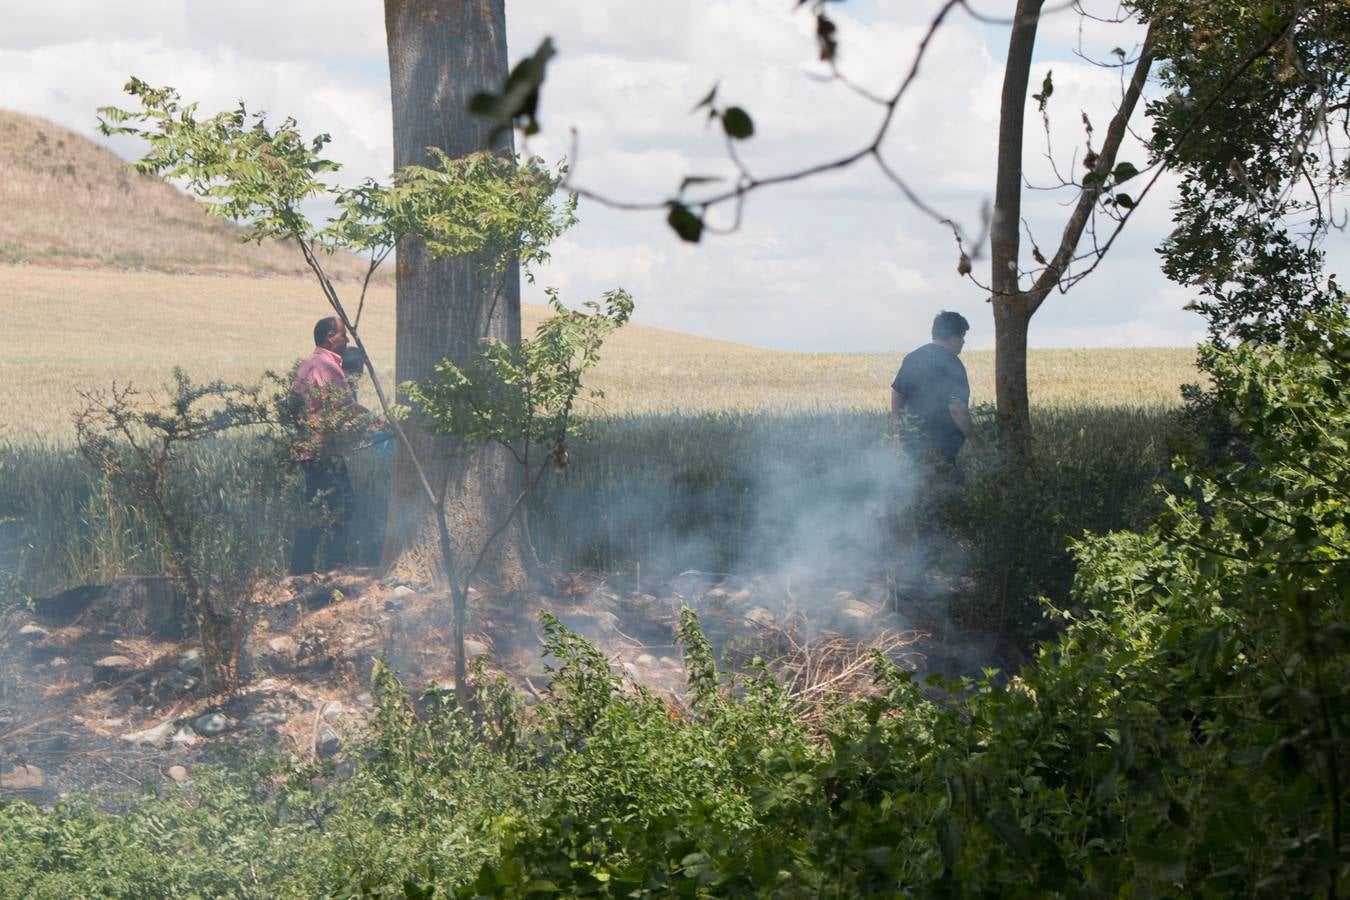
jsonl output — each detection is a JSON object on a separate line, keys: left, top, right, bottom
{"left": 1031, "top": 70, "right": 1054, "bottom": 112}
{"left": 987, "top": 813, "right": 1033, "bottom": 867}
{"left": 666, "top": 202, "right": 703, "bottom": 243}
{"left": 721, "top": 106, "right": 754, "bottom": 140}
{"left": 470, "top": 37, "right": 557, "bottom": 138}
{"left": 1112, "top": 161, "right": 1139, "bottom": 183}
{"left": 522, "top": 880, "right": 559, "bottom": 893}
{"left": 936, "top": 815, "right": 963, "bottom": 868}
{"left": 1115, "top": 193, "right": 1135, "bottom": 209}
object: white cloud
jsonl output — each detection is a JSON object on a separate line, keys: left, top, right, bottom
{"left": 0, "top": 0, "right": 1219, "bottom": 351}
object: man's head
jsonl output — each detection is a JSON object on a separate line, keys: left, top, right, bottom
{"left": 931, "top": 310, "right": 970, "bottom": 354}
{"left": 313, "top": 317, "right": 348, "bottom": 354}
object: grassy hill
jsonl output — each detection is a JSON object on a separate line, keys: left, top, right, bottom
{"left": 0, "top": 109, "right": 374, "bottom": 279}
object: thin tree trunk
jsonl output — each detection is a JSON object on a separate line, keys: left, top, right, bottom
{"left": 991, "top": 0, "right": 1043, "bottom": 455}
{"left": 381, "top": 0, "right": 528, "bottom": 589}
{"left": 992, "top": 4, "right": 1155, "bottom": 455}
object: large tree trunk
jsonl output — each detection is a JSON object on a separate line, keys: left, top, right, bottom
{"left": 381, "top": 0, "right": 527, "bottom": 590}
{"left": 990, "top": 0, "right": 1043, "bottom": 455}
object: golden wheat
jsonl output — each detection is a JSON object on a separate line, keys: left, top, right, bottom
{"left": 1, "top": 264, "right": 1198, "bottom": 442}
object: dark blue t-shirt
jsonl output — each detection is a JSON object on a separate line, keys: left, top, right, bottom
{"left": 892, "top": 343, "right": 970, "bottom": 461}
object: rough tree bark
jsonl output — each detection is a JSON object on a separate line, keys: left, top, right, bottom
{"left": 381, "top": 0, "right": 528, "bottom": 589}
{"left": 992, "top": 0, "right": 1155, "bottom": 454}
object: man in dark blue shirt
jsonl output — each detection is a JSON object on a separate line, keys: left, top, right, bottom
{"left": 889, "top": 311, "right": 981, "bottom": 465}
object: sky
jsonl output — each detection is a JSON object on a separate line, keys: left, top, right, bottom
{"left": 1, "top": 0, "right": 1221, "bottom": 351}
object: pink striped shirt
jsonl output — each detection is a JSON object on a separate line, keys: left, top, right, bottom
{"left": 293, "top": 347, "right": 349, "bottom": 409}
{"left": 293, "top": 347, "right": 352, "bottom": 458}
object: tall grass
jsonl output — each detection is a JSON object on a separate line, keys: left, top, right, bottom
{"left": 2, "top": 405, "right": 1175, "bottom": 652}
{"left": 0, "top": 437, "right": 383, "bottom": 600}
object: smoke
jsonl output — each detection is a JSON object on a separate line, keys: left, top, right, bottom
{"left": 529, "top": 409, "right": 992, "bottom": 674}
{"left": 739, "top": 436, "right": 921, "bottom": 588}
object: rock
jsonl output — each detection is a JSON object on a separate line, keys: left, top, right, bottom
{"left": 635, "top": 653, "right": 656, "bottom": 666}
{"left": 832, "top": 593, "right": 876, "bottom": 636}
{"left": 726, "top": 586, "right": 756, "bottom": 605}
{"left": 48, "top": 656, "right": 67, "bottom": 667}
{"left": 171, "top": 726, "right": 199, "bottom": 746}
{"left": 155, "top": 670, "right": 198, "bottom": 697}
{"left": 316, "top": 724, "right": 342, "bottom": 758}
{"left": 194, "top": 713, "right": 231, "bottom": 737}
{"left": 355, "top": 692, "right": 374, "bottom": 710}
{"left": 464, "top": 639, "right": 489, "bottom": 659}
{"left": 706, "top": 586, "right": 730, "bottom": 602}
{"left": 17, "top": 624, "right": 48, "bottom": 641}
{"left": 243, "top": 711, "right": 287, "bottom": 729}
{"left": 1, "top": 764, "right": 45, "bottom": 790}
{"left": 167, "top": 765, "right": 190, "bottom": 784}
{"left": 392, "top": 585, "right": 415, "bottom": 597}
{"left": 123, "top": 720, "right": 176, "bottom": 747}
{"left": 177, "top": 649, "right": 203, "bottom": 674}
{"left": 94, "top": 655, "right": 137, "bottom": 679}
{"left": 321, "top": 702, "right": 345, "bottom": 722}
{"left": 744, "top": 607, "right": 775, "bottom": 628}
{"left": 48, "top": 625, "right": 89, "bottom": 645}
{"left": 266, "top": 636, "right": 298, "bottom": 658}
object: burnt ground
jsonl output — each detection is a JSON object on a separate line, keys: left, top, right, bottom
{"left": 0, "top": 568, "right": 985, "bottom": 805}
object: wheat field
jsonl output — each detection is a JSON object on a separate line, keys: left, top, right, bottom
{"left": 1, "top": 263, "right": 1198, "bottom": 441}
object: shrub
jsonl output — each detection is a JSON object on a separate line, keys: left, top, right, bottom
{"left": 74, "top": 371, "right": 299, "bottom": 688}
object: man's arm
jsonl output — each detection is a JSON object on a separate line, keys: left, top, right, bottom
{"left": 948, "top": 401, "right": 982, "bottom": 452}
{"left": 889, "top": 388, "right": 905, "bottom": 437}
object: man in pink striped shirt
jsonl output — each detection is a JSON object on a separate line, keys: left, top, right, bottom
{"left": 290, "top": 316, "right": 366, "bottom": 575}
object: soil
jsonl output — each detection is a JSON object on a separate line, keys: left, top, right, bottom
{"left": 0, "top": 567, "right": 963, "bottom": 805}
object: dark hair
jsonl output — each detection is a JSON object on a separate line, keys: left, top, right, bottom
{"left": 313, "top": 316, "right": 342, "bottom": 347}
{"left": 931, "top": 310, "right": 970, "bottom": 341}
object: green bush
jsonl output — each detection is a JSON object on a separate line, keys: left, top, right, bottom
{"left": 3, "top": 313, "right": 1345, "bottom": 893}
